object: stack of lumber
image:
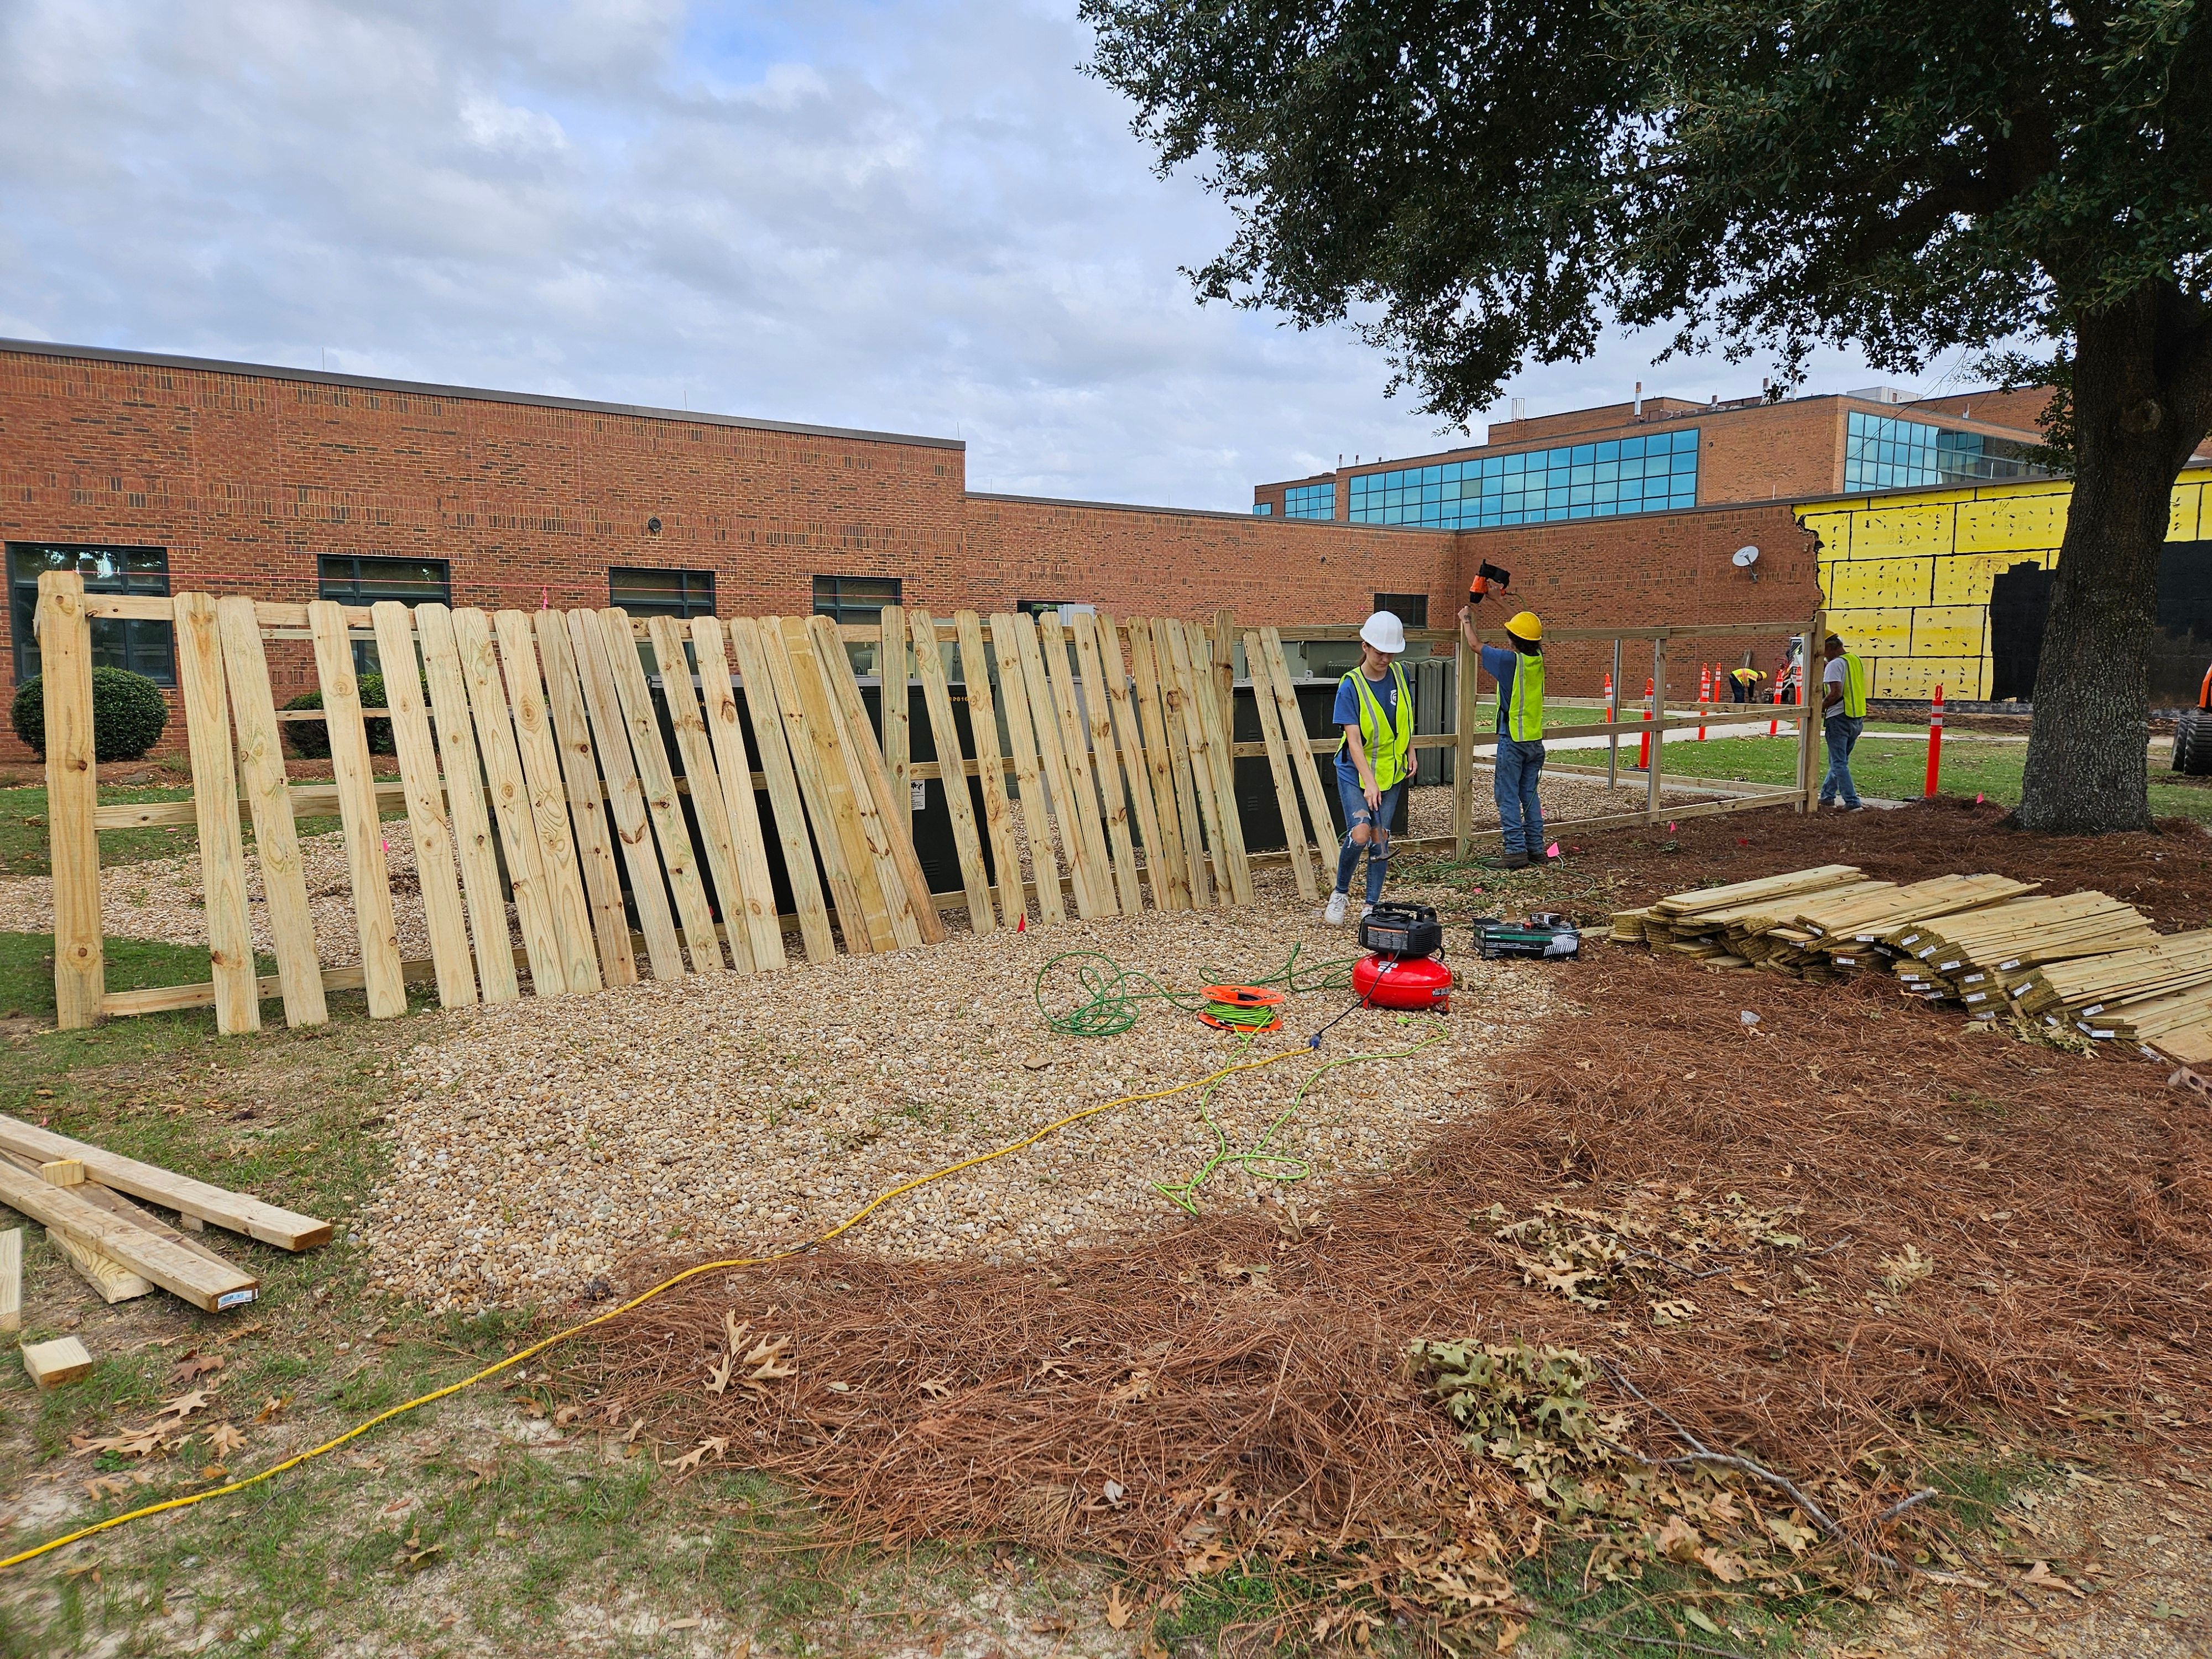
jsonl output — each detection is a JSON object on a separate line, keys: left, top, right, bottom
{"left": 0, "top": 1113, "right": 328, "bottom": 1313}
{"left": 1885, "top": 891, "right": 2158, "bottom": 1009}
{"left": 1616, "top": 865, "right": 1870, "bottom": 975}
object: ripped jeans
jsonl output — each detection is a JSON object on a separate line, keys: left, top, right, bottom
{"left": 1334, "top": 773, "right": 1405, "bottom": 906}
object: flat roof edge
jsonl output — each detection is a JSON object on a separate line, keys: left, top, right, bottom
{"left": 967, "top": 488, "right": 1458, "bottom": 529}
{"left": 0, "top": 336, "right": 966, "bottom": 452}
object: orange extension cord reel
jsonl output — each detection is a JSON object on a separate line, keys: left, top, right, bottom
{"left": 1197, "top": 984, "right": 1286, "bottom": 1034}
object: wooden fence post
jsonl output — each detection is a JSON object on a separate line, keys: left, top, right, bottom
{"left": 1647, "top": 633, "right": 1668, "bottom": 821}
{"left": 1800, "top": 607, "right": 1826, "bottom": 812}
{"left": 39, "top": 572, "right": 102, "bottom": 1029}
{"left": 1453, "top": 634, "right": 1478, "bottom": 859}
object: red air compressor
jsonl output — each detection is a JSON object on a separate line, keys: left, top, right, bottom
{"left": 1352, "top": 903, "right": 1454, "bottom": 1011}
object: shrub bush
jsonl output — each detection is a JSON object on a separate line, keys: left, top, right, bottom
{"left": 281, "top": 672, "right": 395, "bottom": 759}
{"left": 11, "top": 667, "right": 171, "bottom": 763}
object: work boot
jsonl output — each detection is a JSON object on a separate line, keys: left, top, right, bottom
{"left": 1323, "top": 891, "right": 1348, "bottom": 926}
{"left": 1478, "top": 851, "right": 1531, "bottom": 871}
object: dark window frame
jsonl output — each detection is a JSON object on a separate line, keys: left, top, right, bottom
{"left": 1373, "top": 592, "right": 1430, "bottom": 629}
{"left": 316, "top": 554, "right": 453, "bottom": 607}
{"left": 8, "top": 542, "right": 175, "bottom": 686}
{"left": 609, "top": 565, "right": 717, "bottom": 619}
{"left": 811, "top": 574, "right": 903, "bottom": 624}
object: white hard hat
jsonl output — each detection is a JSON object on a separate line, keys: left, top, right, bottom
{"left": 1358, "top": 611, "right": 1407, "bottom": 654}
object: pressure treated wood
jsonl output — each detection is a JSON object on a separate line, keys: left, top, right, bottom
{"left": 1259, "top": 626, "right": 1338, "bottom": 891}
{"left": 306, "top": 601, "right": 408, "bottom": 1018}
{"left": 22, "top": 1337, "right": 93, "bottom": 1389}
{"left": 1126, "top": 619, "right": 1208, "bottom": 908}
{"left": 755, "top": 618, "right": 883, "bottom": 952}
{"left": 1014, "top": 614, "right": 1111, "bottom": 919}
{"left": 494, "top": 611, "right": 603, "bottom": 993}
{"left": 1093, "top": 614, "right": 1174, "bottom": 910}
{"left": 1035, "top": 615, "right": 1120, "bottom": 915}
{"left": 803, "top": 615, "right": 935, "bottom": 949}
{"left": 645, "top": 617, "right": 757, "bottom": 972}
{"left": 0, "top": 1229, "right": 18, "bottom": 1334}
{"left": 1240, "top": 629, "right": 1316, "bottom": 899}
{"left": 171, "top": 593, "right": 262, "bottom": 1032}
{"left": 0, "top": 1161, "right": 257, "bottom": 1313}
{"left": 909, "top": 608, "right": 995, "bottom": 929}
{"left": 1070, "top": 613, "right": 1145, "bottom": 914}
{"left": 39, "top": 573, "right": 102, "bottom": 1029}
{"left": 720, "top": 617, "right": 837, "bottom": 964}
{"left": 414, "top": 603, "right": 522, "bottom": 1003}
{"left": 566, "top": 608, "right": 686, "bottom": 981}
{"left": 534, "top": 610, "right": 638, "bottom": 986}
{"left": 689, "top": 617, "right": 791, "bottom": 971}
{"left": 1161, "top": 619, "right": 1250, "bottom": 905}
{"left": 879, "top": 604, "right": 912, "bottom": 835}
{"left": 369, "top": 603, "right": 479, "bottom": 1008}
{"left": 954, "top": 611, "right": 1028, "bottom": 926}
{"left": 987, "top": 615, "right": 1070, "bottom": 922}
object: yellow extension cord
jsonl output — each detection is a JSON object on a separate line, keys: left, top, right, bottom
{"left": 0, "top": 1047, "right": 1314, "bottom": 1572}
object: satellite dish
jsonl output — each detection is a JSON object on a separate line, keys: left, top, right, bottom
{"left": 1732, "top": 545, "right": 1761, "bottom": 567}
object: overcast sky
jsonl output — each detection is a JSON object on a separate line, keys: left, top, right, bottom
{"left": 0, "top": 0, "right": 1956, "bottom": 511}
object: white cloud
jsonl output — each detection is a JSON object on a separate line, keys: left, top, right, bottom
{"left": 0, "top": 0, "right": 1896, "bottom": 510}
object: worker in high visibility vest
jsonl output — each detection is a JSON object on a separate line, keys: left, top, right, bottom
{"left": 1728, "top": 664, "right": 1766, "bottom": 703}
{"left": 1458, "top": 603, "right": 1548, "bottom": 869}
{"left": 1819, "top": 633, "right": 1870, "bottom": 810}
{"left": 1323, "top": 610, "right": 1417, "bottom": 926}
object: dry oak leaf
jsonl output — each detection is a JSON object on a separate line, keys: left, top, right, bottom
{"left": 1696, "top": 1545, "right": 1748, "bottom": 1583}
{"left": 155, "top": 1390, "right": 214, "bottom": 1422}
{"left": 253, "top": 1395, "right": 291, "bottom": 1424}
{"left": 705, "top": 1351, "right": 737, "bottom": 1396}
{"left": 1652, "top": 1515, "right": 1703, "bottom": 1566}
{"left": 669, "top": 1437, "right": 729, "bottom": 1475}
{"left": 168, "top": 1354, "right": 225, "bottom": 1386}
{"left": 1104, "top": 1585, "right": 1135, "bottom": 1631}
{"left": 206, "top": 1423, "right": 247, "bottom": 1458}
{"left": 1762, "top": 1511, "right": 1818, "bottom": 1556}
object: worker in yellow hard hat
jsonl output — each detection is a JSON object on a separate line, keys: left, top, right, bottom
{"left": 1457, "top": 604, "right": 1548, "bottom": 869}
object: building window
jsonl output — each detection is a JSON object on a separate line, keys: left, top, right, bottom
{"left": 812, "top": 575, "right": 902, "bottom": 624}
{"left": 317, "top": 556, "right": 450, "bottom": 674}
{"left": 1252, "top": 502, "right": 1275, "bottom": 517}
{"left": 1348, "top": 426, "right": 1700, "bottom": 529}
{"left": 610, "top": 566, "right": 716, "bottom": 618}
{"left": 1372, "top": 593, "right": 1429, "bottom": 629}
{"left": 1017, "top": 600, "right": 1095, "bottom": 624}
{"left": 1282, "top": 482, "right": 1337, "bottom": 520}
{"left": 1843, "top": 411, "right": 2052, "bottom": 493}
{"left": 8, "top": 544, "right": 175, "bottom": 686}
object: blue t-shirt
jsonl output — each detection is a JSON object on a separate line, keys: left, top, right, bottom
{"left": 1480, "top": 644, "right": 1522, "bottom": 732}
{"left": 1333, "top": 668, "right": 1401, "bottom": 784}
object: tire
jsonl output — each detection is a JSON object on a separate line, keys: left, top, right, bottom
{"left": 2174, "top": 706, "right": 2212, "bottom": 776}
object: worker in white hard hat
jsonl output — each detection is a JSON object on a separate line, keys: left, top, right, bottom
{"left": 1323, "top": 609, "right": 1416, "bottom": 926}
{"left": 1457, "top": 604, "right": 1549, "bottom": 869}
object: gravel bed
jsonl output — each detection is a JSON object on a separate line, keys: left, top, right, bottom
{"left": 359, "top": 863, "right": 1551, "bottom": 1312}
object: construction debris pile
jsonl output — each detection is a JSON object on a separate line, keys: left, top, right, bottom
{"left": 1610, "top": 864, "right": 2212, "bottom": 1067}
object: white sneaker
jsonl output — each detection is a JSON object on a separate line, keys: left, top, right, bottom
{"left": 1361, "top": 903, "right": 1375, "bottom": 921}
{"left": 1323, "top": 892, "right": 1348, "bottom": 926}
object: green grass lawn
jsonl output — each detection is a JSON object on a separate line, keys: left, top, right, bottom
{"left": 0, "top": 786, "right": 199, "bottom": 879}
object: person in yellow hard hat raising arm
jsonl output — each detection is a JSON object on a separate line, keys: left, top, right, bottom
{"left": 1457, "top": 604, "right": 1549, "bottom": 870}
{"left": 1322, "top": 610, "right": 1416, "bottom": 926}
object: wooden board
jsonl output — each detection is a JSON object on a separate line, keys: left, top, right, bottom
{"left": 908, "top": 608, "right": 995, "bottom": 928}
{"left": 22, "top": 1337, "right": 92, "bottom": 1390}
{"left": 1034, "top": 615, "right": 1120, "bottom": 915}
{"left": 1126, "top": 618, "right": 1207, "bottom": 907}
{"left": 1093, "top": 613, "right": 1176, "bottom": 911}
{"left": 171, "top": 593, "right": 262, "bottom": 1032}
{"left": 807, "top": 614, "right": 945, "bottom": 947}
{"left": 879, "top": 604, "right": 912, "bottom": 835}
{"left": 0, "top": 1112, "right": 330, "bottom": 1250}
{"left": 596, "top": 608, "right": 727, "bottom": 973}
{"left": 38, "top": 573, "right": 103, "bottom": 1029}
{"left": 793, "top": 617, "right": 921, "bottom": 950}
{"left": 1259, "top": 625, "right": 1339, "bottom": 894}
{"left": 49, "top": 1228, "right": 153, "bottom": 1303}
{"left": 719, "top": 617, "right": 837, "bottom": 964}
{"left": 565, "top": 608, "right": 686, "bottom": 981}
{"left": 1240, "top": 629, "right": 1317, "bottom": 899}
{"left": 305, "top": 601, "right": 409, "bottom": 1017}
{"left": 755, "top": 618, "right": 885, "bottom": 952}
{"left": 371, "top": 602, "right": 479, "bottom": 1008}
{"left": 450, "top": 607, "right": 571, "bottom": 994}
{"left": 644, "top": 615, "right": 756, "bottom": 973}
{"left": 1070, "top": 613, "right": 1145, "bottom": 914}
{"left": 954, "top": 611, "right": 1029, "bottom": 926}
{"left": 413, "top": 603, "right": 522, "bottom": 1003}
{"left": 688, "top": 617, "right": 791, "bottom": 971}
{"left": 493, "top": 611, "right": 603, "bottom": 993}
{"left": 0, "top": 1160, "right": 257, "bottom": 1312}
{"left": 1159, "top": 619, "right": 1247, "bottom": 905}
{"left": 0, "top": 1228, "right": 17, "bottom": 1334}
{"left": 1182, "top": 622, "right": 1254, "bottom": 904}
{"left": 533, "top": 610, "right": 638, "bottom": 986}
{"left": 1012, "top": 614, "right": 1111, "bottom": 918}
{"left": 986, "top": 614, "right": 1070, "bottom": 923}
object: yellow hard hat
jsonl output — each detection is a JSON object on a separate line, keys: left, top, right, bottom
{"left": 1505, "top": 611, "right": 1542, "bottom": 642}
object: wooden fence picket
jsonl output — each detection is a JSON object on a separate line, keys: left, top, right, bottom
{"left": 494, "top": 611, "right": 603, "bottom": 993}
{"left": 305, "top": 601, "right": 409, "bottom": 1016}
{"left": 371, "top": 601, "right": 478, "bottom": 1008}
{"left": 414, "top": 602, "right": 521, "bottom": 1003}
{"left": 566, "top": 608, "right": 686, "bottom": 981}
{"left": 688, "top": 616, "right": 791, "bottom": 971}
{"left": 907, "top": 608, "right": 996, "bottom": 931}
{"left": 171, "top": 593, "right": 260, "bottom": 1031}
{"left": 533, "top": 610, "right": 638, "bottom": 986}
{"left": 720, "top": 617, "right": 837, "bottom": 964}
{"left": 953, "top": 611, "right": 1026, "bottom": 927}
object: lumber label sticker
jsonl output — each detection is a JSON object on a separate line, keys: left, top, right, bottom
{"left": 217, "top": 1289, "right": 257, "bottom": 1309}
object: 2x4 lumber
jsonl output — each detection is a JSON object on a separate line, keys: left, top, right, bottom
{"left": 1030, "top": 615, "right": 1120, "bottom": 915}
{"left": 688, "top": 617, "right": 791, "bottom": 970}
{"left": 494, "top": 612, "right": 604, "bottom": 993}
{"left": 38, "top": 573, "right": 102, "bottom": 1030}
{"left": 413, "top": 603, "right": 523, "bottom": 1003}
{"left": 645, "top": 617, "right": 758, "bottom": 974}
{"left": 1094, "top": 612, "right": 1179, "bottom": 911}
{"left": 371, "top": 603, "right": 481, "bottom": 1008}
{"left": 718, "top": 617, "right": 837, "bottom": 964}
{"left": 0, "top": 1159, "right": 257, "bottom": 1313}
{"left": 806, "top": 614, "right": 944, "bottom": 946}
{"left": 49, "top": 1227, "right": 152, "bottom": 1303}
{"left": 533, "top": 611, "right": 639, "bottom": 986}
{"left": 908, "top": 608, "right": 997, "bottom": 931}
{"left": 171, "top": 594, "right": 261, "bottom": 1034}
{"left": 0, "top": 1228, "right": 17, "bottom": 1334}
{"left": 0, "top": 1113, "right": 330, "bottom": 1251}
{"left": 565, "top": 608, "right": 686, "bottom": 981}
{"left": 953, "top": 612, "right": 1032, "bottom": 926}
{"left": 757, "top": 618, "right": 886, "bottom": 952}
{"left": 987, "top": 615, "right": 1076, "bottom": 922}
{"left": 1241, "top": 629, "right": 1318, "bottom": 900}
{"left": 1128, "top": 618, "right": 1210, "bottom": 907}
{"left": 1653, "top": 865, "right": 1865, "bottom": 917}
{"left": 450, "top": 607, "right": 572, "bottom": 994}
{"left": 597, "top": 607, "right": 728, "bottom": 973}
{"left": 306, "top": 601, "right": 409, "bottom": 1019}
{"left": 1069, "top": 613, "right": 1146, "bottom": 914}
{"left": 879, "top": 605, "right": 912, "bottom": 835}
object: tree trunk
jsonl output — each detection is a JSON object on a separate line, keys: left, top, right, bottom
{"left": 2015, "top": 284, "right": 2212, "bottom": 835}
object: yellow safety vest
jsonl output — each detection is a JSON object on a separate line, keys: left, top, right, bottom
{"left": 1837, "top": 653, "right": 1869, "bottom": 718}
{"left": 1500, "top": 651, "right": 1545, "bottom": 742}
{"left": 1338, "top": 664, "right": 1414, "bottom": 789}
